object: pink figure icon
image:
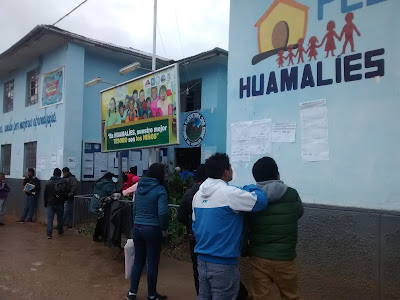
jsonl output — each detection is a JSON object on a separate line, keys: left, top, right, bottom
{"left": 340, "top": 12, "right": 361, "bottom": 54}
{"left": 307, "top": 36, "right": 319, "bottom": 61}
{"left": 276, "top": 50, "right": 285, "bottom": 68}
{"left": 319, "top": 20, "right": 341, "bottom": 58}
{"left": 285, "top": 44, "right": 296, "bottom": 66}
{"left": 296, "top": 38, "right": 307, "bottom": 64}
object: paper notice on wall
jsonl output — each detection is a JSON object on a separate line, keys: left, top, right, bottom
{"left": 37, "top": 157, "right": 46, "bottom": 171}
{"left": 122, "top": 157, "right": 128, "bottom": 172}
{"left": 130, "top": 151, "right": 141, "bottom": 161}
{"left": 67, "top": 157, "right": 76, "bottom": 169}
{"left": 300, "top": 99, "right": 329, "bottom": 161}
{"left": 57, "top": 147, "right": 63, "bottom": 168}
{"left": 94, "top": 152, "right": 108, "bottom": 171}
{"left": 142, "top": 149, "right": 149, "bottom": 162}
{"left": 83, "top": 153, "right": 94, "bottom": 162}
{"left": 142, "top": 160, "right": 149, "bottom": 173}
{"left": 272, "top": 122, "right": 296, "bottom": 143}
{"left": 51, "top": 154, "right": 57, "bottom": 168}
{"left": 230, "top": 119, "right": 272, "bottom": 162}
{"left": 83, "top": 166, "right": 93, "bottom": 176}
{"left": 108, "top": 152, "right": 116, "bottom": 171}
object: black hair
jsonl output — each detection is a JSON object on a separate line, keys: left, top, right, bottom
{"left": 252, "top": 157, "right": 279, "bottom": 182}
{"left": 53, "top": 168, "right": 61, "bottom": 177}
{"left": 109, "top": 97, "right": 116, "bottom": 117}
{"left": 132, "top": 90, "right": 138, "bottom": 96}
{"left": 194, "top": 164, "right": 207, "bottom": 182}
{"left": 147, "top": 163, "right": 165, "bottom": 186}
{"left": 118, "top": 101, "right": 124, "bottom": 110}
{"left": 139, "top": 89, "right": 144, "bottom": 94}
{"left": 130, "top": 166, "right": 137, "bottom": 174}
{"left": 28, "top": 168, "right": 35, "bottom": 176}
{"left": 101, "top": 172, "right": 115, "bottom": 181}
{"left": 146, "top": 97, "right": 151, "bottom": 102}
{"left": 159, "top": 85, "right": 167, "bottom": 95}
{"left": 204, "top": 153, "right": 230, "bottom": 179}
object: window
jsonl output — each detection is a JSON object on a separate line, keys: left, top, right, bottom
{"left": 3, "top": 80, "right": 14, "bottom": 113}
{"left": 180, "top": 79, "right": 202, "bottom": 112}
{"left": 26, "top": 69, "right": 39, "bottom": 106}
{"left": 24, "top": 142, "right": 37, "bottom": 174}
{"left": 1, "top": 144, "right": 11, "bottom": 175}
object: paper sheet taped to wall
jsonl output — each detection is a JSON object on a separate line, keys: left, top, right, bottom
{"left": 300, "top": 99, "right": 329, "bottom": 161}
{"left": 230, "top": 119, "right": 272, "bottom": 162}
{"left": 272, "top": 123, "right": 296, "bottom": 143}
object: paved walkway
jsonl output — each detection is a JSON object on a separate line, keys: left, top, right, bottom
{"left": 0, "top": 216, "right": 197, "bottom": 300}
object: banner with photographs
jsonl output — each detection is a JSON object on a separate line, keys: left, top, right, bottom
{"left": 101, "top": 64, "right": 180, "bottom": 152}
{"left": 41, "top": 66, "right": 64, "bottom": 108}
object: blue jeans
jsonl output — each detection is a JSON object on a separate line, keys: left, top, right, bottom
{"left": 47, "top": 204, "right": 64, "bottom": 236}
{"left": 0, "top": 198, "right": 6, "bottom": 223}
{"left": 21, "top": 195, "right": 36, "bottom": 221}
{"left": 197, "top": 258, "right": 240, "bottom": 300}
{"left": 129, "top": 224, "right": 162, "bottom": 297}
{"left": 63, "top": 200, "right": 73, "bottom": 225}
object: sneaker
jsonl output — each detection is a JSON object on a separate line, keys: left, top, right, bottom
{"left": 16, "top": 220, "right": 24, "bottom": 223}
{"left": 125, "top": 292, "right": 137, "bottom": 300}
{"left": 47, "top": 235, "right": 52, "bottom": 239}
{"left": 147, "top": 294, "right": 168, "bottom": 300}
{"left": 0, "top": 223, "right": 5, "bottom": 226}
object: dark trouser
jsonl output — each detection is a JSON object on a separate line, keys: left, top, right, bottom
{"left": 129, "top": 224, "right": 162, "bottom": 297}
{"left": 46, "top": 204, "right": 64, "bottom": 236}
{"left": 63, "top": 199, "right": 73, "bottom": 226}
{"left": 189, "top": 237, "right": 200, "bottom": 295}
{"left": 21, "top": 195, "right": 36, "bottom": 221}
{"left": 93, "top": 216, "right": 104, "bottom": 239}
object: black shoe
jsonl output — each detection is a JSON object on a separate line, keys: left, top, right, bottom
{"left": 125, "top": 292, "right": 136, "bottom": 300}
{"left": 16, "top": 220, "right": 24, "bottom": 223}
{"left": 0, "top": 223, "right": 5, "bottom": 225}
{"left": 58, "top": 232, "right": 64, "bottom": 236}
{"left": 67, "top": 225, "right": 72, "bottom": 229}
{"left": 147, "top": 294, "right": 168, "bottom": 300}
{"left": 92, "top": 236, "right": 102, "bottom": 242}
{"left": 47, "top": 235, "right": 52, "bottom": 239}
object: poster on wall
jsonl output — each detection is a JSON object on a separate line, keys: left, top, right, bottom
{"left": 41, "top": 66, "right": 64, "bottom": 108}
{"left": 100, "top": 64, "right": 180, "bottom": 152}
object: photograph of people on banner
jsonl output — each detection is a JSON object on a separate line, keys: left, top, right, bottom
{"left": 41, "top": 66, "right": 64, "bottom": 108}
{"left": 100, "top": 64, "right": 179, "bottom": 152}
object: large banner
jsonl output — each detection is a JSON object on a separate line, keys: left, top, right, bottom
{"left": 101, "top": 64, "right": 180, "bottom": 152}
{"left": 41, "top": 66, "right": 64, "bottom": 108}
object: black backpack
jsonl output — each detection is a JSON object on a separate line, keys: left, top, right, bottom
{"left": 53, "top": 179, "right": 68, "bottom": 202}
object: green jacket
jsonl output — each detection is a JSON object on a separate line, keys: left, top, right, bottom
{"left": 248, "top": 180, "right": 303, "bottom": 261}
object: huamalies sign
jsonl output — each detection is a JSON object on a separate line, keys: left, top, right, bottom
{"left": 101, "top": 64, "right": 180, "bottom": 152}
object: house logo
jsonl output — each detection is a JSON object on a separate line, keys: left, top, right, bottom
{"left": 144, "top": 79, "right": 151, "bottom": 88}
{"left": 183, "top": 112, "right": 206, "bottom": 147}
{"left": 252, "top": 0, "right": 309, "bottom": 65}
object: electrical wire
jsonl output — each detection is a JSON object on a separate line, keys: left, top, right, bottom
{"left": 180, "top": 80, "right": 202, "bottom": 95}
{"left": 157, "top": 21, "right": 168, "bottom": 58}
{"left": 53, "top": 0, "right": 89, "bottom": 26}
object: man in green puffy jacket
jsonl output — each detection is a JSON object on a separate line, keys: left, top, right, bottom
{"left": 248, "top": 157, "right": 303, "bottom": 300}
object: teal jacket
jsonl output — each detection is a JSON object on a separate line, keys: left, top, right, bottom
{"left": 249, "top": 180, "right": 303, "bottom": 261}
{"left": 90, "top": 177, "right": 115, "bottom": 214}
{"left": 133, "top": 177, "right": 168, "bottom": 231}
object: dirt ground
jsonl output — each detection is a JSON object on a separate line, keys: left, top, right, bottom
{"left": 0, "top": 216, "right": 197, "bottom": 300}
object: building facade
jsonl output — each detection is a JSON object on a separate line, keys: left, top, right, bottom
{"left": 228, "top": 0, "right": 399, "bottom": 298}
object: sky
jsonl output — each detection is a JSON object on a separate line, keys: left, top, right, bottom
{"left": 0, "top": 0, "right": 230, "bottom": 60}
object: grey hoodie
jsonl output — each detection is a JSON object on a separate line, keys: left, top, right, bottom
{"left": 257, "top": 180, "right": 304, "bottom": 217}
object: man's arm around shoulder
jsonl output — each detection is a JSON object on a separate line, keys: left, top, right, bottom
{"left": 225, "top": 184, "right": 268, "bottom": 212}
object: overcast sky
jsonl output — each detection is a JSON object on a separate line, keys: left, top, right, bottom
{"left": 0, "top": 0, "right": 230, "bottom": 60}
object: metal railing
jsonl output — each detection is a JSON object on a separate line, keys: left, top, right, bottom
{"left": 72, "top": 194, "right": 98, "bottom": 228}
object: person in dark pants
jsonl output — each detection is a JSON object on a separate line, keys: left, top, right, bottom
{"left": 17, "top": 168, "right": 40, "bottom": 223}
{"left": 126, "top": 163, "right": 168, "bottom": 300}
{"left": 44, "top": 168, "right": 68, "bottom": 239}
{"left": 90, "top": 172, "right": 115, "bottom": 242}
{"left": 178, "top": 164, "right": 207, "bottom": 295}
{"left": 62, "top": 167, "right": 79, "bottom": 228}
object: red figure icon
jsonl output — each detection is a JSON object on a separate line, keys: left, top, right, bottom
{"left": 307, "top": 36, "right": 319, "bottom": 61}
{"left": 285, "top": 44, "right": 296, "bottom": 66}
{"left": 340, "top": 12, "right": 361, "bottom": 54}
{"left": 276, "top": 50, "right": 285, "bottom": 68}
{"left": 296, "top": 38, "right": 307, "bottom": 64}
{"left": 319, "top": 20, "right": 341, "bottom": 58}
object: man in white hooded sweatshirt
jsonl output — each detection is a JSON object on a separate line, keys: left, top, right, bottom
{"left": 192, "top": 153, "right": 268, "bottom": 300}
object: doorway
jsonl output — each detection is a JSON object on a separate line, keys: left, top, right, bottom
{"left": 175, "top": 147, "right": 201, "bottom": 172}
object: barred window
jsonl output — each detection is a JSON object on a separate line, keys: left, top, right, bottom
{"left": 24, "top": 142, "right": 37, "bottom": 174}
{"left": 1, "top": 144, "right": 11, "bottom": 175}
{"left": 180, "top": 79, "right": 202, "bottom": 112}
{"left": 3, "top": 80, "right": 14, "bottom": 113}
{"left": 27, "top": 69, "right": 39, "bottom": 106}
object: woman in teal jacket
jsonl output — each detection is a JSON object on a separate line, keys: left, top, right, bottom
{"left": 90, "top": 172, "right": 115, "bottom": 242}
{"left": 126, "top": 163, "right": 168, "bottom": 300}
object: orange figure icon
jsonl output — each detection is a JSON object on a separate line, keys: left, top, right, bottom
{"left": 276, "top": 50, "right": 285, "bottom": 68}
{"left": 340, "top": 12, "right": 361, "bottom": 54}
{"left": 319, "top": 20, "right": 341, "bottom": 58}
{"left": 307, "top": 36, "right": 319, "bottom": 61}
{"left": 285, "top": 44, "right": 296, "bottom": 66}
{"left": 296, "top": 38, "right": 307, "bottom": 64}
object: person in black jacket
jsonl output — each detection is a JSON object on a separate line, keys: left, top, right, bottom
{"left": 177, "top": 164, "right": 207, "bottom": 295}
{"left": 44, "top": 168, "right": 68, "bottom": 239}
{"left": 17, "top": 168, "right": 41, "bottom": 223}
